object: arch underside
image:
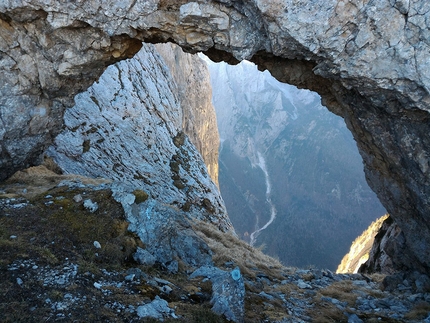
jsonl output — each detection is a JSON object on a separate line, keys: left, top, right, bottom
{"left": 1, "top": 0, "right": 430, "bottom": 272}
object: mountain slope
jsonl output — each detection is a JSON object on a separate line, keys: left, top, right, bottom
{"left": 337, "top": 214, "right": 389, "bottom": 273}
{"left": 205, "top": 58, "right": 387, "bottom": 270}
{"left": 47, "top": 44, "right": 231, "bottom": 231}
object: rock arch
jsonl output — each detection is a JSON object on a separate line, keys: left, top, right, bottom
{"left": 1, "top": 0, "right": 430, "bottom": 272}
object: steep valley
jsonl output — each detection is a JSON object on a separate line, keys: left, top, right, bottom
{"left": 205, "top": 59, "right": 386, "bottom": 270}
{"left": 2, "top": 0, "right": 430, "bottom": 321}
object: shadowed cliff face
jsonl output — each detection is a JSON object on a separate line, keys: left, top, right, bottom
{"left": 1, "top": 1, "right": 430, "bottom": 273}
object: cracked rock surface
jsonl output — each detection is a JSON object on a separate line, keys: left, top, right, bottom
{"left": 47, "top": 43, "right": 231, "bottom": 230}
{"left": 1, "top": 0, "right": 430, "bottom": 273}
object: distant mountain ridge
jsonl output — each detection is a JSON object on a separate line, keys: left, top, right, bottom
{"left": 204, "top": 58, "right": 387, "bottom": 270}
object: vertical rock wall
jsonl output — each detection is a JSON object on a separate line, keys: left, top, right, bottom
{"left": 47, "top": 44, "right": 232, "bottom": 232}
{"left": 155, "top": 43, "right": 220, "bottom": 186}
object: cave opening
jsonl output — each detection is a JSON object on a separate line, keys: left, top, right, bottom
{"left": 199, "top": 55, "right": 386, "bottom": 271}
{"left": 1, "top": 0, "right": 429, "bottom": 277}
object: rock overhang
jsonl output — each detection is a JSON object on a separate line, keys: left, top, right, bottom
{"left": 1, "top": 0, "right": 430, "bottom": 273}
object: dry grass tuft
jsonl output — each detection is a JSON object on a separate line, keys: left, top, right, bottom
{"left": 192, "top": 220, "right": 284, "bottom": 279}
{"left": 133, "top": 189, "right": 149, "bottom": 204}
{"left": 1, "top": 165, "right": 111, "bottom": 199}
{"left": 369, "top": 272, "right": 386, "bottom": 283}
{"left": 308, "top": 281, "right": 359, "bottom": 322}
{"left": 308, "top": 302, "right": 346, "bottom": 323}
{"left": 404, "top": 301, "right": 430, "bottom": 320}
{"left": 319, "top": 280, "right": 358, "bottom": 306}
{"left": 42, "top": 155, "right": 63, "bottom": 174}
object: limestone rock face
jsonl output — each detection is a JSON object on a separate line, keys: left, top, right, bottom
{"left": 0, "top": 11, "right": 141, "bottom": 180}
{"left": 337, "top": 215, "right": 389, "bottom": 274}
{"left": 155, "top": 43, "right": 220, "bottom": 186}
{"left": 359, "top": 216, "right": 427, "bottom": 275}
{"left": 47, "top": 44, "right": 232, "bottom": 231}
{"left": 112, "top": 183, "right": 214, "bottom": 272}
{"left": 1, "top": 1, "right": 430, "bottom": 272}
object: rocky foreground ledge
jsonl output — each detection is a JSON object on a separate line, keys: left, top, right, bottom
{"left": 1, "top": 168, "right": 430, "bottom": 323}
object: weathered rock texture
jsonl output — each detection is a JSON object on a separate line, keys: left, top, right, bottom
{"left": 47, "top": 44, "right": 232, "bottom": 231}
{"left": 190, "top": 266, "right": 245, "bottom": 323}
{"left": 155, "top": 43, "right": 220, "bottom": 186}
{"left": 112, "top": 183, "right": 214, "bottom": 272}
{"left": 359, "top": 216, "right": 428, "bottom": 275}
{"left": 1, "top": 1, "right": 430, "bottom": 273}
{"left": 337, "top": 214, "right": 389, "bottom": 274}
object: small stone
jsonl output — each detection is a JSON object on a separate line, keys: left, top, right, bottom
{"left": 160, "top": 285, "right": 173, "bottom": 294}
{"left": 94, "top": 282, "right": 102, "bottom": 289}
{"left": 136, "top": 296, "right": 173, "bottom": 320}
{"left": 348, "top": 313, "right": 364, "bottom": 323}
{"left": 133, "top": 247, "right": 156, "bottom": 266}
{"left": 10, "top": 235, "right": 17, "bottom": 239}
{"left": 93, "top": 241, "right": 101, "bottom": 249}
{"left": 16, "top": 278, "right": 23, "bottom": 286}
{"left": 83, "top": 199, "right": 98, "bottom": 212}
{"left": 126, "top": 268, "right": 146, "bottom": 280}
{"left": 154, "top": 277, "right": 173, "bottom": 285}
{"left": 73, "top": 194, "right": 83, "bottom": 203}
{"left": 259, "top": 291, "right": 274, "bottom": 300}
{"left": 64, "top": 293, "right": 73, "bottom": 300}
{"left": 125, "top": 274, "right": 135, "bottom": 281}
{"left": 297, "top": 279, "right": 312, "bottom": 289}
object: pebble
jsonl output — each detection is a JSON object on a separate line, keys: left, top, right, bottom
{"left": 125, "top": 274, "right": 135, "bottom": 281}
{"left": 160, "top": 285, "right": 173, "bottom": 294}
{"left": 348, "top": 313, "right": 363, "bottom": 323}
{"left": 259, "top": 291, "right": 275, "bottom": 300}
{"left": 73, "top": 194, "right": 83, "bottom": 203}
{"left": 4, "top": 245, "right": 430, "bottom": 323}
{"left": 297, "top": 279, "right": 312, "bottom": 289}
{"left": 84, "top": 199, "right": 98, "bottom": 212}
{"left": 93, "top": 241, "right": 102, "bottom": 249}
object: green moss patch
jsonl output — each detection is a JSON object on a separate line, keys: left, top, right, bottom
{"left": 132, "top": 189, "right": 148, "bottom": 204}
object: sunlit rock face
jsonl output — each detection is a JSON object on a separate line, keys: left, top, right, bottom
{"left": 47, "top": 44, "right": 232, "bottom": 232}
{"left": 1, "top": 0, "right": 430, "bottom": 273}
{"left": 337, "top": 215, "right": 389, "bottom": 274}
